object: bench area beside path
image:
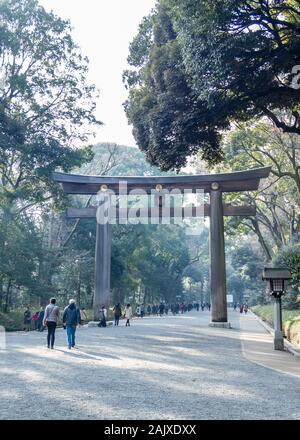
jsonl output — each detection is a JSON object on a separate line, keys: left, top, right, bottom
{"left": 0, "top": 310, "right": 299, "bottom": 419}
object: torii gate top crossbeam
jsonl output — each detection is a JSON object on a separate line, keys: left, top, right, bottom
{"left": 53, "top": 167, "right": 271, "bottom": 195}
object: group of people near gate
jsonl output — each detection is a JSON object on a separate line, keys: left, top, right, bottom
{"left": 114, "top": 301, "right": 211, "bottom": 321}
{"left": 232, "top": 303, "right": 248, "bottom": 314}
{"left": 135, "top": 301, "right": 211, "bottom": 316}
{"left": 23, "top": 298, "right": 216, "bottom": 350}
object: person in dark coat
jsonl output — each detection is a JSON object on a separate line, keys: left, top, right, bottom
{"left": 23, "top": 307, "right": 31, "bottom": 331}
{"left": 37, "top": 307, "right": 45, "bottom": 331}
{"left": 63, "top": 299, "right": 81, "bottom": 349}
{"left": 113, "top": 303, "right": 122, "bottom": 326}
{"left": 159, "top": 302, "right": 165, "bottom": 316}
{"left": 98, "top": 305, "right": 107, "bottom": 327}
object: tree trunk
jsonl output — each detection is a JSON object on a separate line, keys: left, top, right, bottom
{"left": 251, "top": 218, "right": 272, "bottom": 261}
{"left": 4, "top": 278, "right": 12, "bottom": 313}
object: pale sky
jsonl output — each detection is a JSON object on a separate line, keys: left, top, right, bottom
{"left": 39, "top": 0, "right": 157, "bottom": 147}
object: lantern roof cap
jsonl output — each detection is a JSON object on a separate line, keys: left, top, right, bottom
{"left": 262, "top": 267, "right": 292, "bottom": 281}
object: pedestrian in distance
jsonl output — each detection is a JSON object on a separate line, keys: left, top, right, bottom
{"left": 37, "top": 307, "right": 45, "bottom": 331}
{"left": 233, "top": 303, "right": 237, "bottom": 311}
{"left": 136, "top": 304, "right": 141, "bottom": 318}
{"left": 147, "top": 305, "right": 151, "bottom": 315}
{"left": 113, "top": 303, "right": 122, "bottom": 326}
{"left": 140, "top": 304, "right": 145, "bottom": 318}
{"left": 244, "top": 304, "right": 248, "bottom": 314}
{"left": 125, "top": 303, "right": 132, "bottom": 326}
{"left": 239, "top": 303, "right": 244, "bottom": 314}
{"left": 80, "top": 307, "right": 88, "bottom": 325}
{"left": 98, "top": 305, "right": 107, "bottom": 327}
{"left": 43, "top": 298, "right": 59, "bottom": 349}
{"left": 159, "top": 302, "right": 165, "bottom": 316}
{"left": 23, "top": 307, "right": 31, "bottom": 331}
{"left": 63, "top": 299, "right": 81, "bottom": 349}
{"left": 32, "top": 310, "right": 39, "bottom": 330}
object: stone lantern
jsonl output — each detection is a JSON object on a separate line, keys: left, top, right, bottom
{"left": 262, "top": 267, "right": 292, "bottom": 350}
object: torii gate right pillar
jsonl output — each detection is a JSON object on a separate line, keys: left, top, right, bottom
{"left": 209, "top": 185, "right": 228, "bottom": 325}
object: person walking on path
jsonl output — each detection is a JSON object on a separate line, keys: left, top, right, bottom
{"left": 23, "top": 307, "right": 31, "bottom": 331}
{"left": 244, "top": 304, "right": 248, "bottom": 314}
{"left": 136, "top": 304, "right": 141, "bottom": 318}
{"left": 80, "top": 307, "right": 88, "bottom": 325}
{"left": 43, "top": 298, "right": 59, "bottom": 349}
{"left": 37, "top": 307, "right": 45, "bottom": 331}
{"left": 98, "top": 305, "right": 107, "bottom": 327}
{"left": 63, "top": 299, "right": 81, "bottom": 349}
{"left": 125, "top": 304, "right": 132, "bottom": 326}
{"left": 113, "top": 303, "right": 122, "bottom": 326}
{"left": 32, "top": 311, "right": 39, "bottom": 330}
{"left": 159, "top": 302, "right": 165, "bottom": 316}
{"left": 239, "top": 303, "right": 244, "bottom": 314}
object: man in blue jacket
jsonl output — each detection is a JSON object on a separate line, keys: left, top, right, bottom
{"left": 63, "top": 299, "right": 81, "bottom": 349}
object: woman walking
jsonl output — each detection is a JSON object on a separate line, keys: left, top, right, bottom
{"left": 125, "top": 304, "right": 132, "bottom": 327}
{"left": 43, "top": 298, "right": 59, "bottom": 349}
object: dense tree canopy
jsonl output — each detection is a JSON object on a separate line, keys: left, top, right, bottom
{"left": 0, "top": 0, "right": 100, "bottom": 209}
{"left": 124, "top": 0, "right": 300, "bottom": 171}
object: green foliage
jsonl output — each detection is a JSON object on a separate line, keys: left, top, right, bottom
{"left": 252, "top": 304, "right": 300, "bottom": 329}
{"left": 170, "top": 0, "right": 300, "bottom": 135}
{"left": 272, "top": 243, "right": 300, "bottom": 309}
{"left": 123, "top": 3, "right": 224, "bottom": 171}
{"left": 0, "top": 0, "right": 100, "bottom": 209}
{"left": 124, "top": 0, "right": 300, "bottom": 171}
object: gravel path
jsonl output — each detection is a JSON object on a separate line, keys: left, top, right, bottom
{"left": 0, "top": 310, "right": 299, "bottom": 419}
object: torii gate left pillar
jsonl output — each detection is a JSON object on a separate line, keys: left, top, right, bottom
{"left": 210, "top": 186, "right": 227, "bottom": 324}
{"left": 94, "top": 222, "right": 111, "bottom": 319}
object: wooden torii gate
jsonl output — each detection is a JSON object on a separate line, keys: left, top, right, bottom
{"left": 53, "top": 167, "right": 271, "bottom": 326}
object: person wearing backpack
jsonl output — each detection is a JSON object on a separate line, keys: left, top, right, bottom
{"left": 43, "top": 298, "right": 60, "bottom": 349}
{"left": 63, "top": 299, "right": 81, "bottom": 350}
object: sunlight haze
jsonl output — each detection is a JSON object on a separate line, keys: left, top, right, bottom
{"left": 39, "top": 0, "right": 156, "bottom": 147}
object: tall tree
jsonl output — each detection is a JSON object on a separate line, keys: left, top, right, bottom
{"left": 124, "top": 0, "right": 300, "bottom": 171}
{"left": 0, "top": 0, "right": 100, "bottom": 210}
{"left": 123, "top": 3, "right": 224, "bottom": 171}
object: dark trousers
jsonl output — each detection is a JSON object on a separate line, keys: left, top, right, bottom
{"left": 126, "top": 319, "right": 130, "bottom": 326}
{"left": 114, "top": 315, "right": 120, "bottom": 326}
{"left": 46, "top": 321, "right": 57, "bottom": 348}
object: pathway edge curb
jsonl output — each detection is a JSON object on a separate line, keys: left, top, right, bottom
{"left": 250, "top": 310, "right": 300, "bottom": 359}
